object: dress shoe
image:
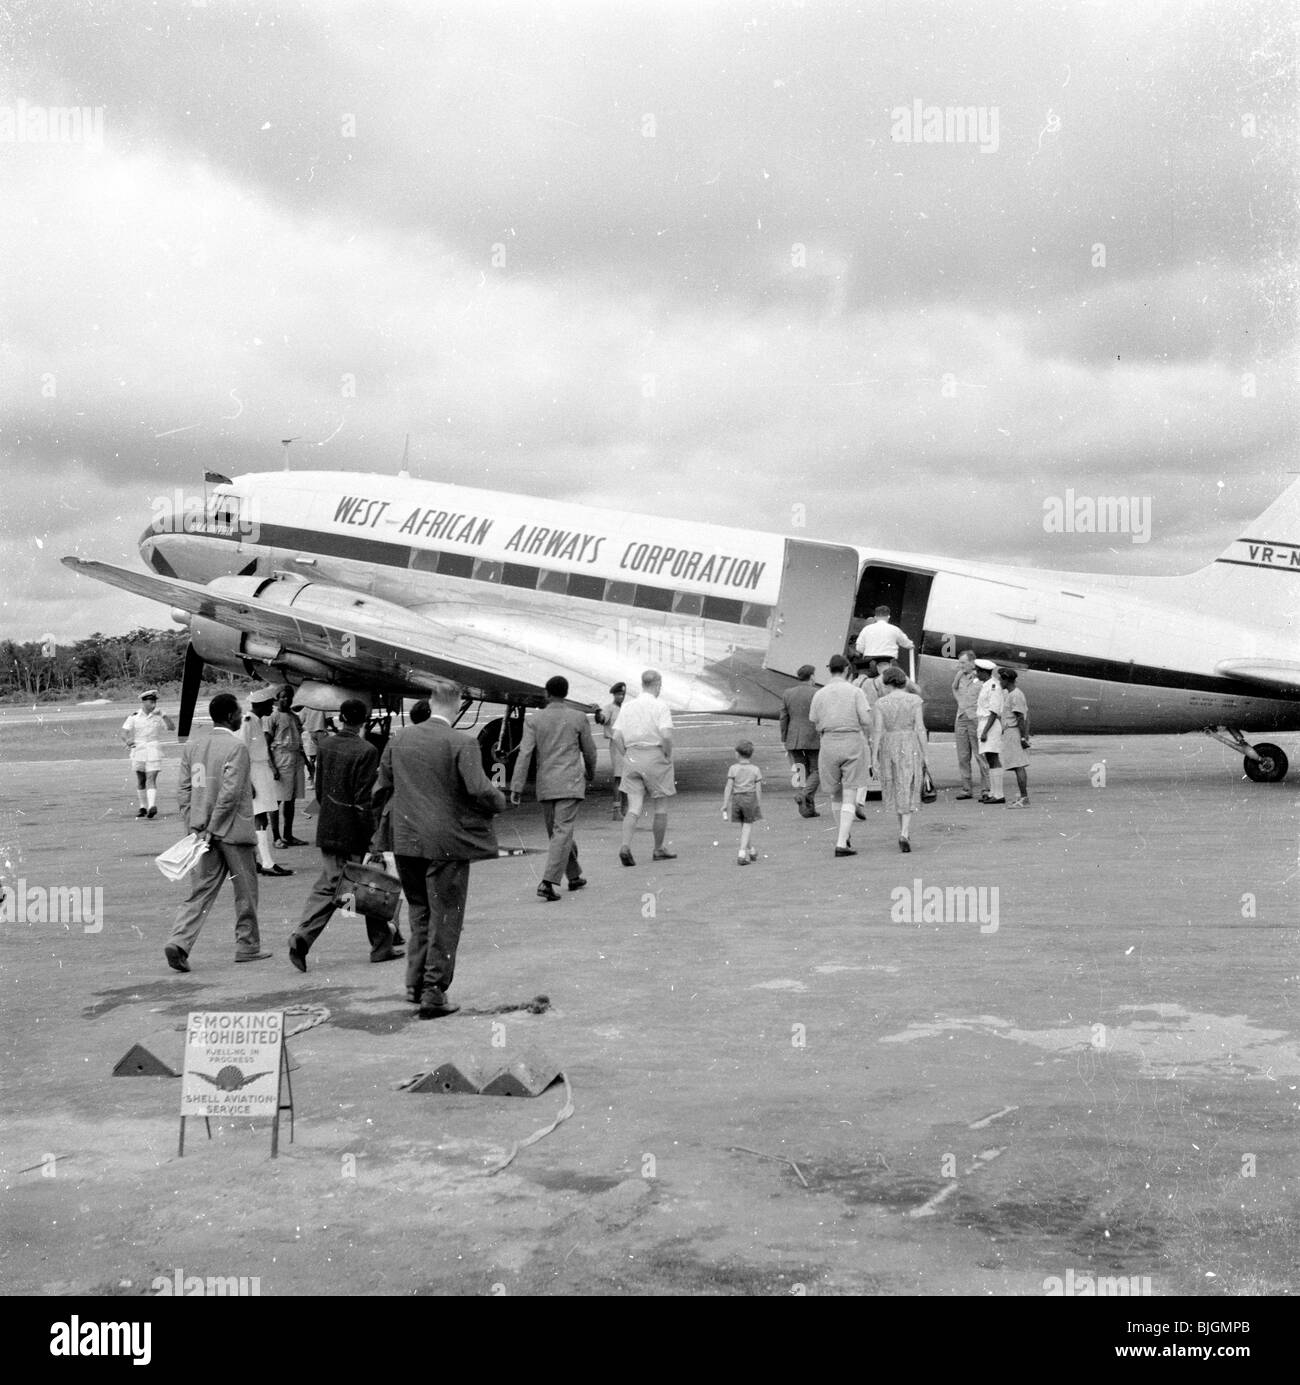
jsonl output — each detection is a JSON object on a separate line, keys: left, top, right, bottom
{"left": 898, "top": 837, "right": 912, "bottom": 853}
{"left": 567, "top": 877, "right": 587, "bottom": 892}
{"left": 164, "top": 944, "right": 190, "bottom": 973}
{"left": 404, "top": 988, "right": 419, "bottom": 1004}
{"left": 652, "top": 848, "right": 677, "bottom": 860}
{"left": 273, "top": 838, "right": 288, "bottom": 849}
{"left": 257, "top": 863, "right": 294, "bottom": 876}
{"left": 418, "top": 991, "right": 460, "bottom": 1019}
{"left": 983, "top": 797, "right": 1006, "bottom": 805}
{"left": 287, "top": 937, "right": 308, "bottom": 973}
{"left": 282, "top": 836, "right": 309, "bottom": 847}
{"left": 854, "top": 806, "right": 870, "bottom": 820}
{"left": 146, "top": 806, "right": 157, "bottom": 819}
{"left": 834, "top": 846, "right": 857, "bottom": 857}
{"left": 618, "top": 847, "right": 635, "bottom": 867}
{"left": 370, "top": 947, "right": 405, "bottom": 963}
{"left": 537, "top": 882, "right": 562, "bottom": 902}
{"left": 955, "top": 791, "right": 973, "bottom": 800}
{"left": 235, "top": 950, "right": 273, "bottom": 963}
{"left": 805, "top": 805, "right": 820, "bottom": 817}
{"left": 136, "top": 808, "right": 148, "bottom": 818}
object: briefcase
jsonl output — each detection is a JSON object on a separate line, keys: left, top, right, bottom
{"left": 336, "top": 860, "right": 403, "bottom": 921}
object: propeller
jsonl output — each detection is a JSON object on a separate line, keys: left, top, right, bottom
{"left": 178, "top": 642, "right": 204, "bottom": 741}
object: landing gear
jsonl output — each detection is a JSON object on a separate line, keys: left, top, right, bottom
{"left": 1202, "top": 727, "right": 1290, "bottom": 783}
{"left": 477, "top": 702, "right": 527, "bottom": 788}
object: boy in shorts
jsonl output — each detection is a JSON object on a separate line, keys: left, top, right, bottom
{"left": 721, "top": 740, "right": 764, "bottom": 864}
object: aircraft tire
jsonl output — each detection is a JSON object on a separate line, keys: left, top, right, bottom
{"left": 1243, "top": 743, "right": 1288, "bottom": 783}
{"left": 477, "top": 717, "right": 523, "bottom": 788}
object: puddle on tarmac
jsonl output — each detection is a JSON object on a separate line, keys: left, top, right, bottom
{"left": 529, "top": 1170, "right": 624, "bottom": 1194}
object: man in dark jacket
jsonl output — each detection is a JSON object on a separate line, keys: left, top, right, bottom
{"left": 372, "top": 677, "right": 507, "bottom": 1018}
{"left": 779, "top": 664, "right": 822, "bottom": 817}
{"left": 509, "top": 675, "right": 599, "bottom": 901}
{"left": 287, "top": 699, "right": 403, "bottom": 972}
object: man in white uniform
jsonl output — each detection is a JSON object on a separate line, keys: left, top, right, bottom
{"left": 855, "top": 606, "right": 915, "bottom": 664}
{"left": 974, "top": 659, "right": 1006, "bottom": 804}
{"left": 120, "top": 689, "right": 174, "bottom": 818}
{"left": 612, "top": 669, "right": 677, "bottom": 868}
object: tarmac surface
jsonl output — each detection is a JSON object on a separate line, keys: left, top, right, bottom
{"left": 2, "top": 701, "right": 1298, "bottom": 1296}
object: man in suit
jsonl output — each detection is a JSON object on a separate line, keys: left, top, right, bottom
{"left": 286, "top": 699, "right": 403, "bottom": 972}
{"left": 165, "top": 692, "right": 270, "bottom": 972}
{"left": 372, "top": 677, "right": 507, "bottom": 1018}
{"left": 509, "top": 675, "right": 599, "bottom": 902}
{"left": 779, "top": 664, "right": 821, "bottom": 818}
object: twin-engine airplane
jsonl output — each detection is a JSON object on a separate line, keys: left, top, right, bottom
{"left": 63, "top": 469, "right": 1300, "bottom": 783}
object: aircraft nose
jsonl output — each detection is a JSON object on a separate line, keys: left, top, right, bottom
{"left": 139, "top": 527, "right": 177, "bottom": 577}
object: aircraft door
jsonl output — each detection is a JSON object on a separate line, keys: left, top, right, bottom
{"left": 763, "top": 539, "right": 860, "bottom": 678}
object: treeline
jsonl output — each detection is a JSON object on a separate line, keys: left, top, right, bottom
{"left": 0, "top": 629, "right": 240, "bottom": 701}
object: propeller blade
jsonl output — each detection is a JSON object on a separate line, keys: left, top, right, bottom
{"left": 178, "top": 643, "right": 204, "bottom": 741}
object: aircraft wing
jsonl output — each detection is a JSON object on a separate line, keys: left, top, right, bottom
{"left": 60, "top": 557, "right": 722, "bottom": 708}
{"left": 1214, "top": 658, "right": 1300, "bottom": 690}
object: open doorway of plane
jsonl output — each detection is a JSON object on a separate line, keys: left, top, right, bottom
{"left": 762, "top": 540, "right": 860, "bottom": 678}
{"left": 851, "top": 564, "right": 934, "bottom": 661}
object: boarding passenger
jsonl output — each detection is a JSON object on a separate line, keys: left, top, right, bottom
{"left": 164, "top": 692, "right": 268, "bottom": 972}
{"left": 372, "top": 677, "right": 507, "bottom": 1018}
{"left": 271, "top": 687, "right": 309, "bottom": 846}
{"left": 855, "top": 605, "right": 915, "bottom": 664}
{"left": 120, "top": 689, "right": 174, "bottom": 819}
{"left": 809, "top": 653, "right": 874, "bottom": 858}
{"left": 597, "top": 681, "right": 628, "bottom": 819}
{"left": 509, "top": 675, "right": 599, "bottom": 902}
{"left": 613, "top": 669, "right": 677, "bottom": 867}
{"left": 779, "top": 664, "right": 821, "bottom": 818}
{"left": 974, "top": 659, "right": 1006, "bottom": 804}
{"left": 721, "top": 740, "right": 764, "bottom": 864}
{"left": 997, "top": 668, "right": 1031, "bottom": 808}
{"left": 242, "top": 688, "right": 293, "bottom": 877}
{"left": 287, "top": 699, "right": 402, "bottom": 972}
{"left": 872, "top": 665, "right": 928, "bottom": 853}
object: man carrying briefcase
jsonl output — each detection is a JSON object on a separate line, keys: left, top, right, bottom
{"left": 287, "top": 698, "right": 404, "bottom": 972}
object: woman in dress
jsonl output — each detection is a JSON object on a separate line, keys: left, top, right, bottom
{"left": 871, "top": 664, "right": 928, "bottom": 852}
{"left": 271, "top": 686, "right": 309, "bottom": 846}
{"left": 997, "top": 668, "right": 1031, "bottom": 807}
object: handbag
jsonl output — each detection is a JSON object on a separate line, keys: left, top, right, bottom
{"left": 335, "top": 859, "right": 403, "bottom": 921}
{"left": 920, "top": 766, "right": 937, "bottom": 803}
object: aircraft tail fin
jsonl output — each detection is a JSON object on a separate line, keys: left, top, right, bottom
{"left": 1186, "top": 476, "right": 1300, "bottom": 638}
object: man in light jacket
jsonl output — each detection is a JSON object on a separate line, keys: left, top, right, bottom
{"left": 165, "top": 692, "right": 269, "bottom": 972}
{"left": 509, "top": 675, "right": 599, "bottom": 902}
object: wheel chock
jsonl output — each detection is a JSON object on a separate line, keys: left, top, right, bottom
{"left": 408, "top": 1057, "right": 493, "bottom": 1094}
{"left": 112, "top": 1042, "right": 180, "bottom": 1078}
{"left": 480, "top": 1053, "right": 561, "bottom": 1098}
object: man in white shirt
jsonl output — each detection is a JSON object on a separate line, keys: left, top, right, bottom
{"left": 974, "top": 659, "right": 1006, "bottom": 804}
{"left": 809, "top": 654, "right": 874, "bottom": 856}
{"left": 855, "top": 606, "right": 915, "bottom": 663}
{"left": 612, "top": 669, "right": 677, "bottom": 867}
{"left": 119, "top": 689, "right": 175, "bottom": 819}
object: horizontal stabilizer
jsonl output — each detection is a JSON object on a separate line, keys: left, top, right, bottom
{"left": 1215, "top": 658, "right": 1300, "bottom": 690}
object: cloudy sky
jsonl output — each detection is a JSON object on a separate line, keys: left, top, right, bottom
{"left": 1, "top": 0, "right": 1295, "bottom": 640}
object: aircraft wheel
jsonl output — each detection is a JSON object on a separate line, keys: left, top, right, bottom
{"left": 1243, "top": 743, "right": 1288, "bottom": 783}
{"left": 477, "top": 717, "right": 523, "bottom": 787}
